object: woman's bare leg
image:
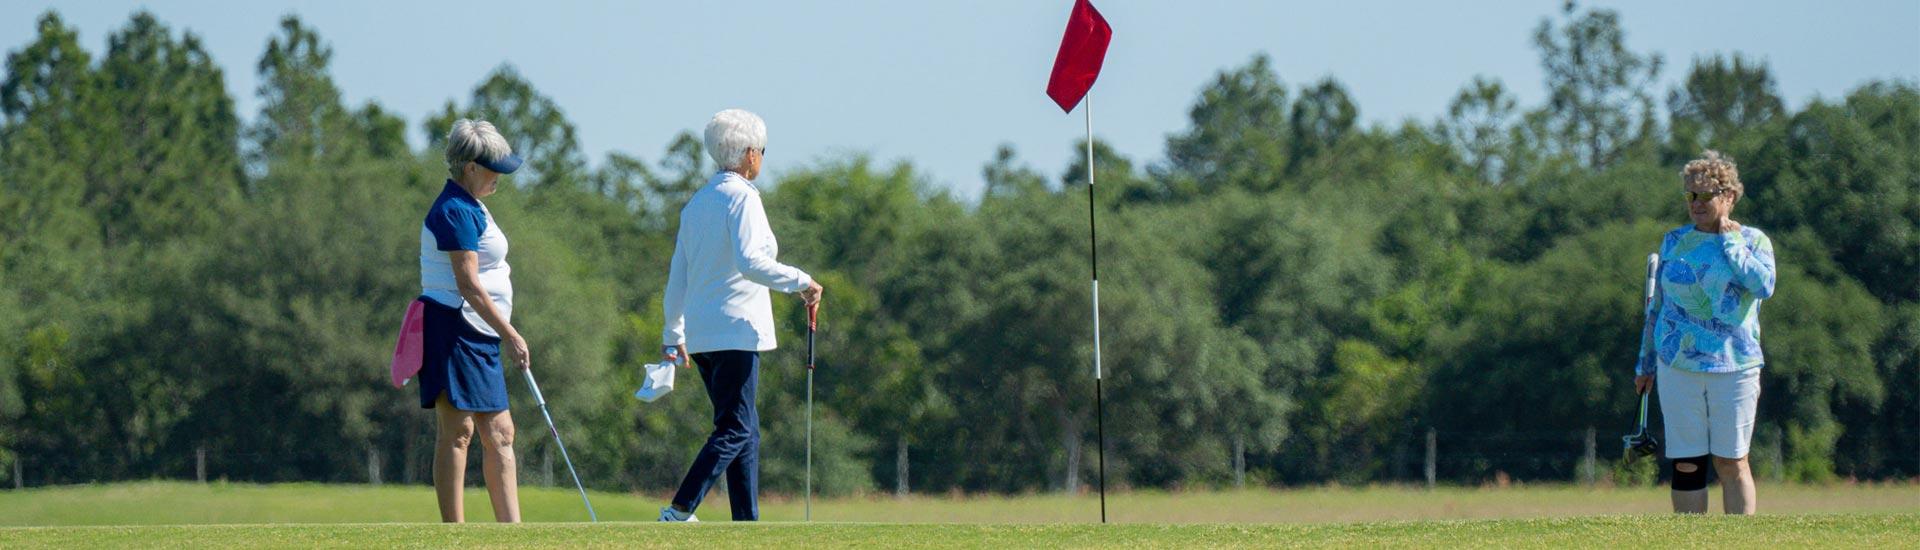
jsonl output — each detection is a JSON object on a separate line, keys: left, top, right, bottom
{"left": 1714, "top": 455, "right": 1756, "bottom": 515}
{"left": 434, "top": 395, "right": 476, "bottom": 523}
{"left": 476, "top": 409, "right": 520, "bottom": 523}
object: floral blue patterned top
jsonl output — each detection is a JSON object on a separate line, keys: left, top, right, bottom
{"left": 1635, "top": 225, "right": 1777, "bottom": 375}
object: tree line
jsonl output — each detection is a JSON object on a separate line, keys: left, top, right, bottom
{"left": 1, "top": 4, "right": 1914, "bottom": 494}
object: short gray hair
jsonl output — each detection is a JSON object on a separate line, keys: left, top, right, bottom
{"left": 704, "top": 109, "right": 766, "bottom": 171}
{"left": 445, "top": 119, "right": 513, "bottom": 179}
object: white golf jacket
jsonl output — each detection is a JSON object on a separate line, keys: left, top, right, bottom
{"left": 661, "top": 171, "right": 813, "bottom": 354}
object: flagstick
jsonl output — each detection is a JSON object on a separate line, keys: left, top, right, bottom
{"left": 1086, "top": 89, "right": 1108, "bottom": 525}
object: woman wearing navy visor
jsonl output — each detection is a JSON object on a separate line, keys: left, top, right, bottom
{"left": 418, "top": 119, "right": 530, "bottom": 523}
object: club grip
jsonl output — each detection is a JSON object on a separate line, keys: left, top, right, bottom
{"left": 522, "top": 369, "right": 546, "bottom": 407}
{"left": 806, "top": 303, "right": 817, "bottom": 371}
{"left": 1643, "top": 253, "right": 1660, "bottom": 302}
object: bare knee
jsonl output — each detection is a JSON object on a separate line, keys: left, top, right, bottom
{"left": 479, "top": 414, "right": 516, "bottom": 451}
{"left": 488, "top": 422, "right": 515, "bottom": 450}
{"left": 1713, "top": 455, "right": 1749, "bottom": 478}
{"left": 439, "top": 417, "right": 476, "bottom": 449}
{"left": 441, "top": 426, "right": 474, "bottom": 450}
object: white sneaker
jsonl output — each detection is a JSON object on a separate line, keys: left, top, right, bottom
{"left": 658, "top": 506, "right": 699, "bottom": 522}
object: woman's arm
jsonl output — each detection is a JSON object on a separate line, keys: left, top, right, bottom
{"left": 1720, "top": 227, "right": 1776, "bottom": 299}
{"left": 727, "top": 193, "right": 814, "bottom": 294}
{"left": 1633, "top": 239, "right": 1672, "bottom": 394}
{"left": 661, "top": 241, "right": 690, "bottom": 363}
{"left": 1634, "top": 284, "right": 1664, "bottom": 376}
{"left": 450, "top": 250, "right": 529, "bottom": 370}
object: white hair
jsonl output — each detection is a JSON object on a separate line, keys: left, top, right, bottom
{"left": 445, "top": 119, "right": 513, "bottom": 179}
{"left": 704, "top": 109, "right": 766, "bottom": 171}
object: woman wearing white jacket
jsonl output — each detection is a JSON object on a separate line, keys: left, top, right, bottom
{"left": 657, "top": 109, "right": 822, "bottom": 522}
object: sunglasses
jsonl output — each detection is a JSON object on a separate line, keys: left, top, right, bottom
{"left": 1684, "top": 190, "right": 1724, "bottom": 202}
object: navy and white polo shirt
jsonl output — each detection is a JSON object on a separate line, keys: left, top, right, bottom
{"left": 420, "top": 180, "right": 513, "bottom": 337}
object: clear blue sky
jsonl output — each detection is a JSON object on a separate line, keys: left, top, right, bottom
{"left": 4, "top": 1, "right": 1916, "bottom": 199}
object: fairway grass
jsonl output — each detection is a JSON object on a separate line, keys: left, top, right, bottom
{"left": 2, "top": 481, "right": 1916, "bottom": 525}
{"left": 2, "top": 482, "right": 1917, "bottom": 548}
{"left": 1, "top": 514, "right": 1916, "bottom": 549}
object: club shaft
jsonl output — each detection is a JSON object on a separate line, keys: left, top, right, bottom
{"left": 523, "top": 370, "right": 597, "bottom": 522}
{"left": 1637, "top": 392, "right": 1650, "bottom": 428}
{"left": 540, "top": 404, "right": 597, "bottom": 522}
{"left": 806, "top": 316, "right": 815, "bottom": 522}
{"left": 806, "top": 369, "right": 813, "bottom": 522}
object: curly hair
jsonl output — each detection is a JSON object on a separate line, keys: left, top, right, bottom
{"left": 1681, "top": 150, "right": 1742, "bottom": 200}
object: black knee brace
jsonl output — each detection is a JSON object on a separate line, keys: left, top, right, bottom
{"left": 1671, "top": 455, "right": 1710, "bottom": 491}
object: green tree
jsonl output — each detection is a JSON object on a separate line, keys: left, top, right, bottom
{"left": 1836, "top": 304, "right": 1920, "bottom": 477}
{"left": 653, "top": 131, "right": 709, "bottom": 209}
{"left": 92, "top": 11, "right": 241, "bottom": 242}
{"left": 1533, "top": 3, "right": 1663, "bottom": 170}
{"left": 982, "top": 144, "right": 1047, "bottom": 198}
{"left": 0, "top": 11, "right": 103, "bottom": 298}
{"left": 1753, "top": 231, "right": 1888, "bottom": 481}
{"left": 1063, "top": 138, "right": 1154, "bottom": 205}
{"left": 1287, "top": 77, "right": 1359, "bottom": 174}
{"left": 1161, "top": 54, "right": 1290, "bottom": 197}
{"left": 1440, "top": 76, "right": 1521, "bottom": 185}
{"left": 1665, "top": 53, "right": 1785, "bottom": 163}
{"left": 0, "top": 12, "right": 106, "bottom": 480}
{"left": 763, "top": 158, "right": 949, "bottom": 440}
{"left": 250, "top": 15, "right": 406, "bottom": 169}
{"left": 141, "top": 14, "right": 429, "bottom": 477}
{"left": 1300, "top": 340, "right": 1424, "bottom": 482}
{"left": 1, "top": 10, "right": 244, "bottom": 481}
{"left": 1742, "top": 82, "right": 1920, "bottom": 304}
{"left": 424, "top": 65, "right": 588, "bottom": 189}
{"left": 0, "top": 270, "right": 18, "bottom": 481}
{"left": 1423, "top": 221, "right": 1671, "bottom": 480}
{"left": 1103, "top": 203, "right": 1288, "bottom": 487}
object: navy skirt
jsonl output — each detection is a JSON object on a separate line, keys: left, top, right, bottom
{"left": 416, "top": 297, "right": 509, "bottom": 412}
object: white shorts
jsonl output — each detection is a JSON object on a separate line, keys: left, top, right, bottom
{"left": 1658, "top": 364, "right": 1761, "bottom": 459}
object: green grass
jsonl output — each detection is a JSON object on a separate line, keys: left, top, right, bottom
{"left": 2, "top": 481, "right": 1916, "bottom": 525}
{"left": 1, "top": 515, "right": 1916, "bottom": 549}
{"left": 1, "top": 482, "right": 1916, "bottom": 547}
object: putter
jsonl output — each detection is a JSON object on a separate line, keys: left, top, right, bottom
{"left": 1623, "top": 391, "right": 1660, "bottom": 461}
{"left": 1623, "top": 253, "right": 1662, "bottom": 462}
{"left": 805, "top": 302, "right": 817, "bottom": 522}
{"left": 522, "top": 368, "right": 598, "bottom": 522}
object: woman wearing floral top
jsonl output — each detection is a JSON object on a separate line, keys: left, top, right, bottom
{"left": 1633, "top": 150, "right": 1777, "bottom": 515}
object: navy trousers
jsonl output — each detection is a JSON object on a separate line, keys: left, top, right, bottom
{"left": 670, "top": 350, "right": 761, "bottom": 520}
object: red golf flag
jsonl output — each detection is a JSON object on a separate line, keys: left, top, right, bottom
{"left": 1047, "top": 0, "right": 1111, "bottom": 113}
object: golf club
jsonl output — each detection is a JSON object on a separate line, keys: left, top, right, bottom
{"left": 1623, "top": 253, "right": 1662, "bottom": 462}
{"left": 1624, "top": 391, "right": 1660, "bottom": 460}
{"left": 805, "top": 302, "right": 817, "bottom": 522}
{"left": 522, "top": 368, "right": 598, "bottom": 522}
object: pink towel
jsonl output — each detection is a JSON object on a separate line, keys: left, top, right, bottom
{"left": 389, "top": 300, "right": 425, "bottom": 388}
